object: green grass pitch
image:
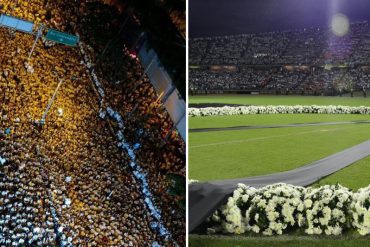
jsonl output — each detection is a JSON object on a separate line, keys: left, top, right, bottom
{"left": 189, "top": 95, "right": 370, "bottom": 189}
{"left": 190, "top": 95, "right": 370, "bottom": 106}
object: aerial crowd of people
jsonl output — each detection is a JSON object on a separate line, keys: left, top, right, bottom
{"left": 0, "top": 0, "right": 185, "bottom": 246}
{"left": 189, "top": 21, "right": 370, "bottom": 94}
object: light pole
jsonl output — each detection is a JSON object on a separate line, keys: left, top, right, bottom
{"left": 40, "top": 73, "right": 64, "bottom": 125}
{"left": 28, "top": 24, "right": 44, "bottom": 60}
{"left": 39, "top": 75, "right": 80, "bottom": 125}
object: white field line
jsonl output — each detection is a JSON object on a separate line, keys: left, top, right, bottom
{"left": 190, "top": 125, "right": 363, "bottom": 149}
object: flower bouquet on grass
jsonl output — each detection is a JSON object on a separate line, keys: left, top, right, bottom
{"left": 303, "top": 184, "right": 353, "bottom": 235}
{"left": 246, "top": 183, "right": 305, "bottom": 235}
{"left": 196, "top": 183, "right": 370, "bottom": 237}
{"left": 352, "top": 185, "right": 370, "bottom": 235}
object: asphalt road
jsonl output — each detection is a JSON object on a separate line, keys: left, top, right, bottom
{"left": 189, "top": 139, "right": 370, "bottom": 232}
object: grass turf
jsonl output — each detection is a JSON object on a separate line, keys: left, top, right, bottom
{"left": 189, "top": 95, "right": 370, "bottom": 244}
{"left": 313, "top": 155, "right": 370, "bottom": 190}
{"left": 189, "top": 111, "right": 370, "bottom": 189}
{"left": 189, "top": 96, "right": 370, "bottom": 189}
{"left": 190, "top": 95, "right": 370, "bottom": 106}
{"left": 189, "top": 123, "right": 370, "bottom": 182}
{"left": 189, "top": 234, "right": 370, "bottom": 247}
{"left": 189, "top": 114, "right": 370, "bottom": 129}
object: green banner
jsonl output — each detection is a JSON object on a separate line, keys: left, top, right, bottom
{"left": 45, "top": 29, "right": 79, "bottom": 46}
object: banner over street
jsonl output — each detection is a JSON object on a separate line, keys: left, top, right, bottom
{"left": 0, "top": 14, "right": 34, "bottom": 33}
{"left": 45, "top": 29, "right": 79, "bottom": 46}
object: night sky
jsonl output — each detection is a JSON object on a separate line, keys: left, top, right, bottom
{"left": 190, "top": 0, "right": 370, "bottom": 38}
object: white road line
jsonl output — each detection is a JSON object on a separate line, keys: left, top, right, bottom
{"left": 190, "top": 125, "right": 363, "bottom": 149}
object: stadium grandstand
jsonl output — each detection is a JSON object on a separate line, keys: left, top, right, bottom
{"left": 189, "top": 21, "right": 370, "bottom": 96}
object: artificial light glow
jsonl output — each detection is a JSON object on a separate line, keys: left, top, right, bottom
{"left": 57, "top": 108, "right": 64, "bottom": 116}
{"left": 331, "top": 13, "right": 350, "bottom": 37}
{"left": 129, "top": 51, "right": 137, "bottom": 59}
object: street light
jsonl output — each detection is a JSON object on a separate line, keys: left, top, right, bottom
{"left": 40, "top": 73, "right": 64, "bottom": 125}
{"left": 28, "top": 24, "right": 44, "bottom": 60}
{"left": 57, "top": 108, "right": 64, "bottom": 116}
{"left": 39, "top": 74, "right": 80, "bottom": 125}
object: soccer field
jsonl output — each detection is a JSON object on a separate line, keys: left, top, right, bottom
{"left": 190, "top": 95, "right": 370, "bottom": 106}
{"left": 189, "top": 95, "right": 370, "bottom": 189}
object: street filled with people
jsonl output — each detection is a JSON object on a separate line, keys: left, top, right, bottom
{"left": 0, "top": 0, "right": 185, "bottom": 246}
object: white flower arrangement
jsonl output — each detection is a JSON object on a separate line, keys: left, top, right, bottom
{"left": 303, "top": 185, "right": 353, "bottom": 236}
{"left": 352, "top": 185, "right": 370, "bottom": 235}
{"left": 189, "top": 105, "right": 370, "bottom": 117}
{"left": 207, "top": 184, "right": 255, "bottom": 234}
{"left": 202, "top": 183, "right": 370, "bottom": 236}
{"left": 189, "top": 179, "right": 199, "bottom": 184}
{"left": 246, "top": 184, "right": 305, "bottom": 235}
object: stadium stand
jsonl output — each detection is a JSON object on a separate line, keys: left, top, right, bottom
{"left": 189, "top": 21, "right": 370, "bottom": 95}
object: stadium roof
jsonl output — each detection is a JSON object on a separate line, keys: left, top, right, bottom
{"left": 190, "top": 0, "right": 370, "bottom": 38}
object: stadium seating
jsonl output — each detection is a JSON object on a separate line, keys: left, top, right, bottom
{"left": 189, "top": 21, "right": 370, "bottom": 94}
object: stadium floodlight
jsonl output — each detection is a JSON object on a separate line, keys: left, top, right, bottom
{"left": 0, "top": 14, "right": 34, "bottom": 33}
{"left": 331, "top": 13, "right": 350, "bottom": 37}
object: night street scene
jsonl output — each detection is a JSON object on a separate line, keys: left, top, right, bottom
{"left": 0, "top": 0, "right": 185, "bottom": 246}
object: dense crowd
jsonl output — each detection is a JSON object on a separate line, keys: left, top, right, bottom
{"left": 189, "top": 21, "right": 370, "bottom": 93}
{"left": 190, "top": 22, "right": 370, "bottom": 66}
{"left": 190, "top": 67, "right": 370, "bottom": 94}
{"left": 0, "top": 0, "right": 185, "bottom": 246}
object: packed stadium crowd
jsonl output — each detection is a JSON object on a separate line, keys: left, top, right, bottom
{"left": 0, "top": 0, "right": 185, "bottom": 246}
{"left": 189, "top": 21, "right": 370, "bottom": 93}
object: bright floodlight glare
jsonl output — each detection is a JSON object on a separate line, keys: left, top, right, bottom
{"left": 331, "top": 13, "right": 350, "bottom": 37}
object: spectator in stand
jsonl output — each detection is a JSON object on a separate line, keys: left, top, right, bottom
{"left": 189, "top": 21, "right": 370, "bottom": 95}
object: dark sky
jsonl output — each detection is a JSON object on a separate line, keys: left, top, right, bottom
{"left": 190, "top": 0, "right": 370, "bottom": 38}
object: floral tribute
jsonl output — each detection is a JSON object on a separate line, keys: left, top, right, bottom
{"left": 200, "top": 183, "right": 370, "bottom": 236}
{"left": 189, "top": 105, "right": 370, "bottom": 117}
{"left": 352, "top": 186, "right": 370, "bottom": 235}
